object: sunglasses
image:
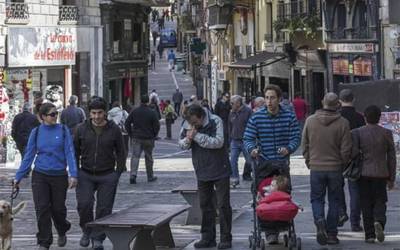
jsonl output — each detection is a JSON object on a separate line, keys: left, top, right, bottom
{"left": 46, "top": 112, "right": 58, "bottom": 117}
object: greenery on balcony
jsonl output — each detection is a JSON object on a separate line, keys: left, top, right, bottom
{"left": 273, "top": 13, "right": 321, "bottom": 40}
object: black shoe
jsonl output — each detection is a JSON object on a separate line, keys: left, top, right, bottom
{"left": 266, "top": 233, "right": 279, "bottom": 245}
{"left": 327, "top": 235, "right": 339, "bottom": 245}
{"left": 92, "top": 239, "right": 104, "bottom": 250}
{"left": 79, "top": 233, "right": 90, "bottom": 247}
{"left": 337, "top": 214, "right": 349, "bottom": 227}
{"left": 242, "top": 175, "right": 252, "bottom": 181}
{"left": 217, "top": 241, "right": 232, "bottom": 249}
{"left": 130, "top": 175, "right": 136, "bottom": 184}
{"left": 351, "top": 225, "right": 363, "bottom": 232}
{"left": 374, "top": 222, "right": 385, "bottom": 242}
{"left": 194, "top": 239, "right": 217, "bottom": 248}
{"left": 365, "top": 238, "right": 375, "bottom": 244}
{"left": 148, "top": 176, "right": 158, "bottom": 182}
{"left": 315, "top": 219, "right": 328, "bottom": 245}
{"left": 57, "top": 235, "right": 67, "bottom": 247}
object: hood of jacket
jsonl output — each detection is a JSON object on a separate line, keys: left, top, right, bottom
{"left": 315, "top": 109, "right": 341, "bottom": 126}
{"left": 108, "top": 107, "right": 123, "bottom": 121}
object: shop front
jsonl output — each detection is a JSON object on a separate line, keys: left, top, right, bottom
{"left": 0, "top": 26, "right": 76, "bottom": 163}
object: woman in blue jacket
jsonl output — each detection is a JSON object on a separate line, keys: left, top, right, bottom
{"left": 14, "top": 102, "right": 78, "bottom": 250}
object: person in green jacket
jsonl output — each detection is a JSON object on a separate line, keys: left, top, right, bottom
{"left": 163, "top": 100, "right": 176, "bottom": 139}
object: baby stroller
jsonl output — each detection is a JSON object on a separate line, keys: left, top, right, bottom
{"left": 248, "top": 158, "right": 301, "bottom": 250}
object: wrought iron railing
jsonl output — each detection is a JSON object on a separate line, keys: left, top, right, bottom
{"left": 5, "top": 2, "right": 29, "bottom": 24}
{"left": 277, "top": 0, "right": 321, "bottom": 21}
{"left": 351, "top": 26, "right": 372, "bottom": 39}
{"left": 59, "top": 5, "right": 79, "bottom": 24}
{"left": 264, "top": 33, "right": 273, "bottom": 42}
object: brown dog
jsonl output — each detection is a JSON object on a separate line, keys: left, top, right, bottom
{"left": 0, "top": 200, "right": 26, "bottom": 250}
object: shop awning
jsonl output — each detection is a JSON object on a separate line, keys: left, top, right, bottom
{"left": 229, "top": 51, "right": 287, "bottom": 70}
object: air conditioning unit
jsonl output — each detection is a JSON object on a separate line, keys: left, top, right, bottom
{"left": 218, "top": 70, "right": 226, "bottom": 81}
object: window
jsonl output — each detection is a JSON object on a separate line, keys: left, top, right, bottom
{"left": 132, "top": 23, "right": 142, "bottom": 54}
{"left": 266, "top": 3, "right": 273, "bottom": 42}
{"left": 113, "top": 21, "right": 123, "bottom": 54}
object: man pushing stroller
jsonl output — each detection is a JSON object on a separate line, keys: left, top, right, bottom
{"left": 244, "top": 84, "right": 301, "bottom": 244}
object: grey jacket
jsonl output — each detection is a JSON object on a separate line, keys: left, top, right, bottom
{"left": 228, "top": 105, "right": 252, "bottom": 140}
{"left": 352, "top": 124, "right": 396, "bottom": 182}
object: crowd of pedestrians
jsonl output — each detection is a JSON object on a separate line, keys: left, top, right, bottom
{"left": 10, "top": 83, "right": 397, "bottom": 249}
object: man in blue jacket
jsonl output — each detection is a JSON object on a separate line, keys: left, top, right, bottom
{"left": 244, "top": 84, "right": 300, "bottom": 245}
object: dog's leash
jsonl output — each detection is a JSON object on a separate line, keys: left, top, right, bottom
{"left": 9, "top": 180, "right": 20, "bottom": 220}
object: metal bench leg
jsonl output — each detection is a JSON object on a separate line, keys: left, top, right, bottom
{"left": 103, "top": 228, "right": 139, "bottom": 250}
{"left": 181, "top": 193, "right": 202, "bottom": 225}
{"left": 133, "top": 228, "right": 156, "bottom": 250}
{"left": 153, "top": 220, "right": 175, "bottom": 248}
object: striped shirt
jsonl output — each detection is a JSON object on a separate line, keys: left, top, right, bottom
{"left": 243, "top": 106, "right": 301, "bottom": 161}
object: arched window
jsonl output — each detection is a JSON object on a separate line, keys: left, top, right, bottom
{"left": 332, "top": 1, "right": 347, "bottom": 39}
{"left": 352, "top": 0, "right": 369, "bottom": 38}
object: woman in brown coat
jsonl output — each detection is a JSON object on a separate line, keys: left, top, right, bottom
{"left": 352, "top": 105, "right": 396, "bottom": 244}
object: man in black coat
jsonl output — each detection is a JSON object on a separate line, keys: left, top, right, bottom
{"left": 338, "top": 89, "right": 366, "bottom": 232}
{"left": 125, "top": 95, "right": 160, "bottom": 184}
{"left": 11, "top": 102, "right": 40, "bottom": 157}
{"left": 214, "top": 92, "right": 231, "bottom": 149}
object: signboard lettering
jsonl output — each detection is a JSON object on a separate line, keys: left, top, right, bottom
{"left": 328, "top": 43, "right": 375, "bottom": 53}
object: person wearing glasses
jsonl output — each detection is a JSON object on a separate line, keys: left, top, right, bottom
{"left": 14, "top": 102, "right": 78, "bottom": 250}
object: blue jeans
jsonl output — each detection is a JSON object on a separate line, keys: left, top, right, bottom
{"left": 310, "top": 170, "right": 343, "bottom": 236}
{"left": 348, "top": 179, "right": 361, "bottom": 226}
{"left": 229, "top": 139, "right": 250, "bottom": 179}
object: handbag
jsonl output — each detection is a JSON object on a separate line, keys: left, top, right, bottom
{"left": 343, "top": 129, "right": 363, "bottom": 181}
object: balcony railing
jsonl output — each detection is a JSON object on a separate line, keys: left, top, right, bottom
{"left": 5, "top": 2, "right": 29, "bottom": 24}
{"left": 277, "top": 0, "right": 321, "bottom": 21}
{"left": 59, "top": 5, "right": 79, "bottom": 24}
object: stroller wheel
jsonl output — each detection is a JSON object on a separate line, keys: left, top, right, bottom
{"left": 296, "top": 237, "right": 302, "bottom": 250}
{"left": 283, "top": 234, "right": 289, "bottom": 247}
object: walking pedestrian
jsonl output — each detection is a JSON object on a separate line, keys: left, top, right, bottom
{"left": 292, "top": 93, "right": 308, "bottom": 131}
{"left": 302, "top": 92, "right": 352, "bottom": 246}
{"left": 280, "top": 92, "right": 294, "bottom": 112}
{"left": 11, "top": 102, "right": 40, "bottom": 157}
{"left": 163, "top": 100, "right": 176, "bottom": 139}
{"left": 179, "top": 104, "right": 232, "bottom": 249}
{"left": 252, "top": 96, "right": 265, "bottom": 112}
{"left": 151, "top": 50, "right": 156, "bottom": 70}
{"left": 243, "top": 84, "right": 300, "bottom": 244}
{"left": 149, "top": 89, "right": 160, "bottom": 105}
{"left": 149, "top": 96, "right": 162, "bottom": 121}
{"left": 354, "top": 105, "right": 396, "bottom": 243}
{"left": 168, "top": 49, "right": 176, "bottom": 71}
{"left": 74, "top": 97, "right": 126, "bottom": 250}
{"left": 60, "top": 95, "right": 86, "bottom": 131}
{"left": 338, "top": 89, "right": 365, "bottom": 232}
{"left": 14, "top": 102, "right": 78, "bottom": 250}
{"left": 107, "top": 101, "right": 130, "bottom": 154}
{"left": 201, "top": 99, "right": 213, "bottom": 113}
{"left": 125, "top": 95, "right": 160, "bottom": 184}
{"left": 228, "top": 95, "right": 252, "bottom": 186}
{"left": 172, "top": 88, "right": 183, "bottom": 115}
{"left": 157, "top": 43, "right": 164, "bottom": 59}
{"left": 215, "top": 92, "right": 231, "bottom": 150}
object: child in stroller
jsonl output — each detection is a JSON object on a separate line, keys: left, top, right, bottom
{"left": 249, "top": 160, "right": 302, "bottom": 250}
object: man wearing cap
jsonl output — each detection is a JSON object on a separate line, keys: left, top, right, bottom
{"left": 302, "top": 92, "right": 352, "bottom": 245}
{"left": 11, "top": 102, "right": 40, "bottom": 157}
{"left": 60, "top": 95, "right": 86, "bottom": 130}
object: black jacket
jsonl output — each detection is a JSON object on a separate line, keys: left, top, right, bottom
{"left": 74, "top": 120, "right": 126, "bottom": 175}
{"left": 340, "top": 106, "right": 365, "bottom": 130}
{"left": 214, "top": 100, "right": 231, "bottom": 123}
{"left": 11, "top": 111, "right": 40, "bottom": 148}
{"left": 125, "top": 104, "right": 160, "bottom": 139}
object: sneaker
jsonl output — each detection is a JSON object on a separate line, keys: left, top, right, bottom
{"left": 351, "top": 225, "right": 363, "bottom": 232}
{"left": 337, "top": 214, "right": 349, "bottom": 227}
{"left": 315, "top": 219, "right": 328, "bottom": 245}
{"left": 374, "top": 222, "right": 385, "bottom": 242}
{"left": 92, "top": 239, "right": 104, "bottom": 250}
{"left": 266, "top": 233, "right": 279, "bottom": 245}
{"left": 79, "top": 233, "right": 90, "bottom": 247}
{"left": 193, "top": 239, "right": 217, "bottom": 248}
{"left": 217, "top": 241, "right": 232, "bottom": 249}
{"left": 365, "top": 238, "right": 375, "bottom": 244}
{"left": 57, "top": 235, "right": 67, "bottom": 247}
{"left": 130, "top": 175, "right": 136, "bottom": 184}
{"left": 148, "top": 176, "right": 158, "bottom": 182}
{"left": 326, "top": 235, "right": 340, "bottom": 245}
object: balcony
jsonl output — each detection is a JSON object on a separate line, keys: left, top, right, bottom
{"left": 5, "top": 2, "right": 29, "bottom": 24}
{"left": 277, "top": 0, "right": 321, "bottom": 20}
{"left": 59, "top": 5, "right": 79, "bottom": 25}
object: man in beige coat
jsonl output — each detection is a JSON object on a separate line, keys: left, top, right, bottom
{"left": 302, "top": 92, "right": 352, "bottom": 246}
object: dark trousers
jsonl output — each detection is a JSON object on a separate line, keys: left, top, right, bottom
{"left": 32, "top": 171, "right": 70, "bottom": 248}
{"left": 130, "top": 138, "right": 155, "bottom": 178}
{"left": 123, "top": 134, "right": 129, "bottom": 156}
{"left": 348, "top": 179, "right": 361, "bottom": 226}
{"left": 151, "top": 60, "right": 155, "bottom": 70}
{"left": 358, "top": 177, "right": 387, "bottom": 239}
{"left": 76, "top": 170, "right": 120, "bottom": 241}
{"left": 310, "top": 170, "right": 343, "bottom": 236}
{"left": 174, "top": 102, "right": 181, "bottom": 115}
{"left": 16, "top": 144, "right": 26, "bottom": 158}
{"left": 198, "top": 177, "right": 232, "bottom": 243}
{"left": 166, "top": 120, "right": 172, "bottom": 138}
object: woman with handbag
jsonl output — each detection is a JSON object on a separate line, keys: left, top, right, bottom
{"left": 163, "top": 99, "right": 177, "bottom": 139}
{"left": 353, "top": 105, "right": 396, "bottom": 244}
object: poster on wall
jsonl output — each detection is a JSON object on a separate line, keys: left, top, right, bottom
{"left": 353, "top": 58, "right": 372, "bottom": 76}
{"left": 8, "top": 27, "right": 77, "bottom": 67}
{"left": 332, "top": 59, "right": 349, "bottom": 75}
{"left": 380, "top": 112, "right": 400, "bottom": 151}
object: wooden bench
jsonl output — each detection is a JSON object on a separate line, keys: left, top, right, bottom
{"left": 87, "top": 204, "right": 190, "bottom": 250}
{"left": 172, "top": 183, "right": 216, "bottom": 225}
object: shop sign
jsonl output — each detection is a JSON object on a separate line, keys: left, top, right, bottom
{"left": 8, "top": 27, "right": 76, "bottom": 67}
{"left": 332, "top": 59, "right": 349, "bottom": 75}
{"left": 328, "top": 43, "right": 375, "bottom": 54}
{"left": 353, "top": 58, "right": 372, "bottom": 76}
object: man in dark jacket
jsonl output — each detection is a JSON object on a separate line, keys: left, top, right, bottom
{"left": 74, "top": 97, "right": 126, "bottom": 250}
{"left": 11, "top": 102, "right": 40, "bottom": 157}
{"left": 179, "top": 104, "right": 232, "bottom": 249}
{"left": 125, "top": 95, "right": 160, "bottom": 184}
{"left": 60, "top": 95, "right": 85, "bottom": 130}
{"left": 172, "top": 88, "right": 183, "bottom": 115}
{"left": 338, "top": 89, "right": 365, "bottom": 232}
{"left": 214, "top": 92, "right": 231, "bottom": 149}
